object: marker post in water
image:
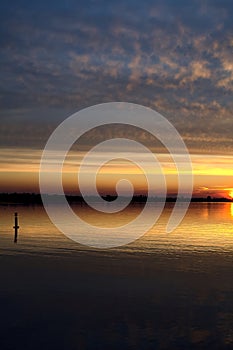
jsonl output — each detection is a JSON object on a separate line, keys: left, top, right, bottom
{"left": 13, "top": 212, "right": 19, "bottom": 243}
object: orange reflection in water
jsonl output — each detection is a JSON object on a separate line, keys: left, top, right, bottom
{"left": 1, "top": 202, "right": 232, "bottom": 255}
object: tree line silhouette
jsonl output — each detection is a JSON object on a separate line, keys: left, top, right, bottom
{"left": 0, "top": 193, "right": 232, "bottom": 205}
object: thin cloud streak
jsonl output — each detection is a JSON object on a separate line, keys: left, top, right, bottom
{"left": 0, "top": 148, "right": 232, "bottom": 195}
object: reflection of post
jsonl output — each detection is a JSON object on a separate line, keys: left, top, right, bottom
{"left": 13, "top": 212, "right": 19, "bottom": 243}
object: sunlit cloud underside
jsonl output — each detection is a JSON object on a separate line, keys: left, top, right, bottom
{"left": 0, "top": 148, "right": 232, "bottom": 198}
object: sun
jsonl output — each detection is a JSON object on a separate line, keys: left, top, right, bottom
{"left": 229, "top": 190, "right": 233, "bottom": 199}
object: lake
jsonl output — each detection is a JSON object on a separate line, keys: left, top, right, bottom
{"left": 0, "top": 202, "right": 233, "bottom": 349}
{"left": 0, "top": 202, "right": 233, "bottom": 256}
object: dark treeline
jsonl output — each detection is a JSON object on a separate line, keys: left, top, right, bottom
{"left": 0, "top": 193, "right": 42, "bottom": 204}
{"left": 0, "top": 193, "right": 232, "bottom": 205}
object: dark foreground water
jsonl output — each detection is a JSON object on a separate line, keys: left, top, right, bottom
{"left": 0, "top": 203, "right": 232, "bottom": 349}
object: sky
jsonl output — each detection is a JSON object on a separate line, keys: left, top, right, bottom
{"left": 0, "top": 0, "right": 233, "bottom": 197}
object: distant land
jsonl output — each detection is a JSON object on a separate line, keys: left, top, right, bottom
{"left": 0, "top": 193, "right": 232, "bottom": 205}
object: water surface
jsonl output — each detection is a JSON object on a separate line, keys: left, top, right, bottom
{"left": 0, "top": 202, "right": 232, "bottom": 256}
{"left": 0, "top": 202, "right": 232, "bottom": 349}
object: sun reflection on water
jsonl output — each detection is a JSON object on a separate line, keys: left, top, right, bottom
{"left": 0, "top": 202, "right": 233, "bottom": 255}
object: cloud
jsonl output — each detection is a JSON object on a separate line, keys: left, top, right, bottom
{"left": 0, "top": 0, "right": 232, "bottom": 155}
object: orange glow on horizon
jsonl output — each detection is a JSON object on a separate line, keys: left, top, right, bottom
{"left": 0, "top": 148, "right": 232, "bottom": 197}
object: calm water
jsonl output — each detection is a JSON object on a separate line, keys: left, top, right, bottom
{"left": 0, "top": 202, "right": 233, "bottom": 349}
{"left": 0, "top": 202, "right": 232, "bottom": 256}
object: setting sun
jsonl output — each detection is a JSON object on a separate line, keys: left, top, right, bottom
{"left": 229, "top": 190, "right": 233, "bottom": 199}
